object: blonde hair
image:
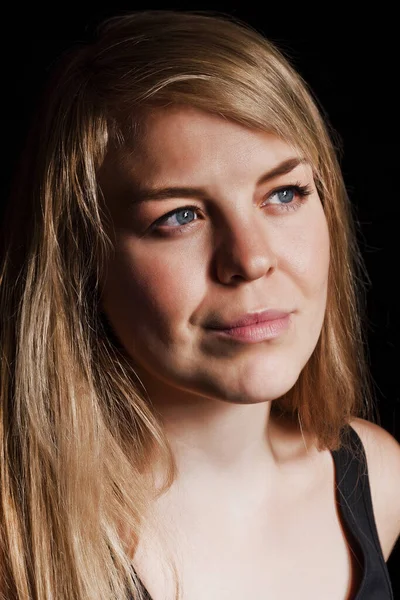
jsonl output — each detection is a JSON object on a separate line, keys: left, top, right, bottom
{"left": 0, "top": 9, "right": 375, "bottom": 599}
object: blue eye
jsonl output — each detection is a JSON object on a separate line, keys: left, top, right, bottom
{"left": 270, "top": 188, "right": 295, "bottom": 204}
{"left": 261, "top": 183, "right": 313, "bottom": 211}
{"left": 163, "top": 208, "right": 198, "bottom": 227}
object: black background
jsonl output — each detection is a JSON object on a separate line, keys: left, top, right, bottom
{"left": 2, "top": 3, "right": 399, "bottom": 591}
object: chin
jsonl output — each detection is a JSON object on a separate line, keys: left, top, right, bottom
{"left": 216, "top": 370, "right": 301, "bottom": 405}
{"left": 217, "top": 361, "right": 301, "bottom": 404}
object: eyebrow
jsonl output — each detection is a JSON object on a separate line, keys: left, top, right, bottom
{"left": 130, "top": 156, "right": 309, "bottom": 203}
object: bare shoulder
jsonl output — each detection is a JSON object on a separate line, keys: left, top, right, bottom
{"left": 349, "top": 416, "right": 400, "bottom": 561}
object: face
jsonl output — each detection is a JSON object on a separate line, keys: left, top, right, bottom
{"left": 99, "top": 105, "right": 330, "bottom": 406}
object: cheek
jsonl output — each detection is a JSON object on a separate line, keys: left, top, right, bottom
{"left": 101, "top": 237, "right": 203, "bottom": 338}
{"left": 282, "top": 208, "right": 330, "bottom": 296}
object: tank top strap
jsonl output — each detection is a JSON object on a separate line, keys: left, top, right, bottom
{"left": 330, "top": 423, "right": 393, "bottom": 598}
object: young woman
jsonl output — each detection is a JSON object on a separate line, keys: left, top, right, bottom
{"left": 1, "top": 10, "right": 399, "bottom": 600}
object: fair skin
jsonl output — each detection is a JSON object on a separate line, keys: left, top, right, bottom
{"left": 100, "top": 104, "right": 329, "bottom": 474}
{"left": 99, "top": 105, "right": 400, "bottom": 599}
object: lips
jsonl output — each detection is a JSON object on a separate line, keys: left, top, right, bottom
{"left": 207, "top": 309, "right": 292, "bottom": 330}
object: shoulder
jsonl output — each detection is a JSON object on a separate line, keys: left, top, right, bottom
{"left": 349, "top": 416, "right": 400, "bottom": 561}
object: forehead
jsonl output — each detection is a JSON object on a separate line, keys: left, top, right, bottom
{"left": 119, "top": 105, "right": 309, "bottom": 184}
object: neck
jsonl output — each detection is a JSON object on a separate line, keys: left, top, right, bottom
{"left": 139, "top": 379, "right": 304, "bottom": 489}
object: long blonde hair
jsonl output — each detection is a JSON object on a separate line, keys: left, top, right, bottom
{"left": 0, "top": 9, "right": 375, "bottom": 599}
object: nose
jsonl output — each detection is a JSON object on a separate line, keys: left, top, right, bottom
{"left": 213, "top": 214, "right": 277, "bottom": 284}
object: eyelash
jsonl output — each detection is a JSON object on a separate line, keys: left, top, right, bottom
{"left": 150, "top": 183, "right": 312, "bottom": 233}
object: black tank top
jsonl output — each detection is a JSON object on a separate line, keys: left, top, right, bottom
{"left": 131, "top": 424, "right": 394, "bottom": 599}
{"left": 330, "top": 424, "right": 394, "bottom": 599}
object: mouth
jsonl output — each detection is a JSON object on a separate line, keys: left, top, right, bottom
{"left": 207, "top": 313, "right": 292, "bottom": 343}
